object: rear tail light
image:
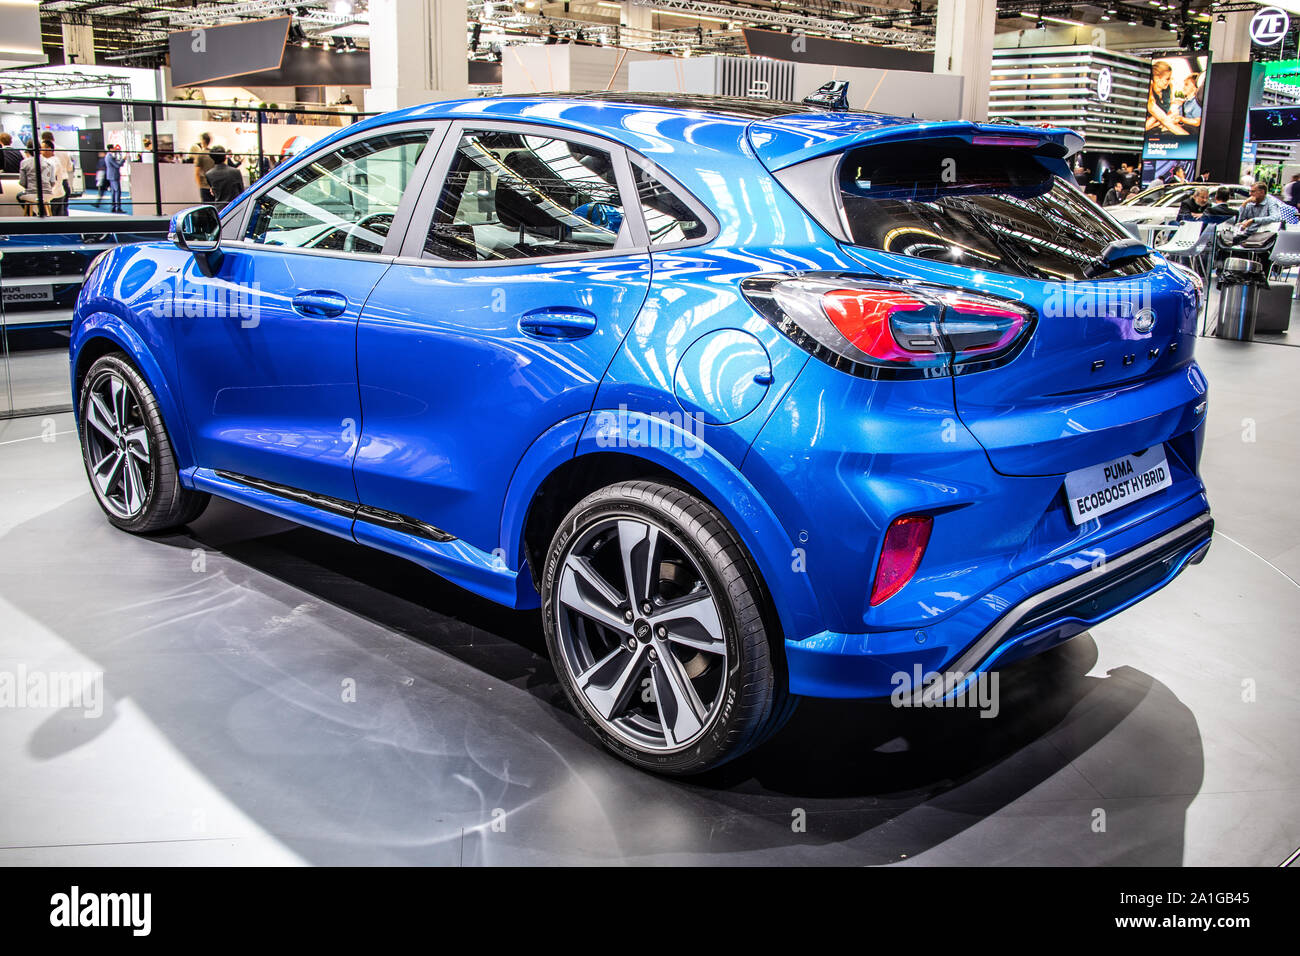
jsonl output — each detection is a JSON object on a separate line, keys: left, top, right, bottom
{"left": 870, "top": 514, "right": 933, "bottom": 606}
{"left": 741, "top": 273, "right": 1034, "bottom": 379}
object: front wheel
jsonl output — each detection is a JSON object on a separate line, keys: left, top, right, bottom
{"left": 78, "top": 353, "right": 209, "bottom": 533}
{"left": 541, "top": 480, "right": 793, "bottom": 774}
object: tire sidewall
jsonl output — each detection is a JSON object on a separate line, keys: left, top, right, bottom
{"left": 541, "top": 492, "right": 751, "bottom": 775}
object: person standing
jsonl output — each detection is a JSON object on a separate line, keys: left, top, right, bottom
{"left": 187, "top": 131, "right": 215, "bottom": 203}
{"left": 104, "top": 145, "right": 126, "bottom": 214}
{"left": 203, "top": 146, "right": 244, "bottom": 209}
{"left": 93, "top": 151, "right": 107, "bottom": 207}
{"left": 1283, "top": 173, "right": 1300, "bottom": 209}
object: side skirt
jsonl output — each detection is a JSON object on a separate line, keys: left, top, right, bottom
{"left": 186, "top": 468, "right": 537, "bottom": 610}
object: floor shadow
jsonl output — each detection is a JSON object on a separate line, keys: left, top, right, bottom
{"left": 1, "top": 495, "right": 1206, "bottom": 864}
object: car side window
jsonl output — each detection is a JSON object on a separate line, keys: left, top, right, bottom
{"left": 245, "top": 129, "right": 430, "bottom": 253}
{"left": 633, "top": 162, "right": 707, "bottom": 245}
{"left": 423, "top": 128, "right": 626, "bottom": 261}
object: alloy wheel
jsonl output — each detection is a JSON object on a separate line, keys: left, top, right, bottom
{"left": 82, "top": 370, "right": 153, "bottom": 520}
{"left": 553, "top": 515, "right": 730, "bottom": 752}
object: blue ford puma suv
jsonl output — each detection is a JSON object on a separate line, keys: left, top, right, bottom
{"left": 71, "top": 93, "right": 1212, "bottom": 774}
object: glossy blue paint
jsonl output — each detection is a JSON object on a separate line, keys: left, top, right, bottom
{"left": 672, "top": 328, "right": 772, "bottom": 425}
{"left": 172, "top": 247, "right": 388, "bottom": 503}
{"left": 353, "top": 253, "right": 652, "bottom": 554}
{"left": 838, "top": 245, "right": 1206, "bottom": 477}
{"left": 575, "top": 408, "right": 826, "bottom": 641}
{"left": 784, "top": 490, "right": 1212, "bottom": 698}
{"left": 72, "top": 93, "right": 1212, "bottom": 703}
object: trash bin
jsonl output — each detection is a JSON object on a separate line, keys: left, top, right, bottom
{"left": 1216, "top": 256, "right": 1266, "bottom": 340}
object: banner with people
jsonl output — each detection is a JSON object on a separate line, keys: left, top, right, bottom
{"left": 1142, "top": 55, "right": 1209, "bottom": 182}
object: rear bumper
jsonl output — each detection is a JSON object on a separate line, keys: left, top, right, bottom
{"left": 784, "top": 506, "right": 1213, "bottom": 699}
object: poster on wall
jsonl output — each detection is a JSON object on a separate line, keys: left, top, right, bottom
{"left": 1142, "top": 54, "right": 1209, "bottom": 182}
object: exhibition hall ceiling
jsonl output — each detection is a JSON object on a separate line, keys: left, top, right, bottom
{"left": 23, "top": 0, "right": 1275, "bottom": 66}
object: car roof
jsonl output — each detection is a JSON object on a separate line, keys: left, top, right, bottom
{"left": 395, "top": 90, "right": 881, "bottom": 123}
{"left": 284, "top": 91, "right": 1076, "bottom": 189}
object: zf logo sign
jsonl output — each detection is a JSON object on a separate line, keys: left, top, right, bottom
{"left": 1251, "top": 6, "right": 1290, "bottom": 47}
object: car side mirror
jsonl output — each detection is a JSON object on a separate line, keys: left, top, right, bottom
{"left": 169, "top": 204, "right": 223, "bottom": 273}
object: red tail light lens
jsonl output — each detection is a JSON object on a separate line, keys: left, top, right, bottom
{"left": 870, "top": 514, "right": 933, "bottom": 606}
{"left": 742, "top": 274, "right": 1034, "bottom": 379}
{"left": 821, "top": 288, "right": 942, "bottom": 361}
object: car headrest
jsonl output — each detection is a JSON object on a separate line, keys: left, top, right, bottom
{"left": 495, "top": 150, "right": 568, "bottom": 233}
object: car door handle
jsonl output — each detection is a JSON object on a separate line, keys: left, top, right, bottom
{"left": 518, "top": 307, "right": 597, "bottom": 340}
{"left": 292, "top": 290, "right": 348, "bottom": 317}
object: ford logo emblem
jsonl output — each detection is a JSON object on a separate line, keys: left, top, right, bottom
{"left": 1133, "top": 309, "right": 1156, "bottom": 333}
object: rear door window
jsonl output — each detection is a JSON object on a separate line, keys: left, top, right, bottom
{"left": 422, "top": 128, "right": 627, "bottom": 261}
{"left": 837, "top": 139, "right": 1152, "bottom": 281}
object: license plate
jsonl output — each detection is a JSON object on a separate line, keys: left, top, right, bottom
{"left": 1064, "top": 445, "right": 1172, "bottom": 525}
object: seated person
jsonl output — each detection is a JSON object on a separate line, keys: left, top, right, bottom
{"left": 1236, "top": 182, "right": 1287, "bottom": 232}
{"left": 1204, "top": 187, "right": 1235, "bottom": 219}
{"left": 1177, "top": 186, "right": 1211, "bottom": 220}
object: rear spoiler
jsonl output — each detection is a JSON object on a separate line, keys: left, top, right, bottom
{"left": 748, "top": 117, "right": 1083, "bottom": 173}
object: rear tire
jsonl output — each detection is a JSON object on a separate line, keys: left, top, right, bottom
{"left": 541, "top": 479, "right": 793, "bottom": 774}
{"left": 78, "top": 353, "right": 209, "bottom": 534}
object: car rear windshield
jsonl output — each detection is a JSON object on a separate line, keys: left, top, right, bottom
{"left": 837, "top": 139, "right": 1153, "bottom": 281}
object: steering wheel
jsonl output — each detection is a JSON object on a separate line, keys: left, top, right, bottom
{"left": 343, "top": 213, "right": 393, "bottom": 253}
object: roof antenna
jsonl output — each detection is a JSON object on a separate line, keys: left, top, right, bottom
{"left": 801, "top": 80, "right": 849, "bottom": 111}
